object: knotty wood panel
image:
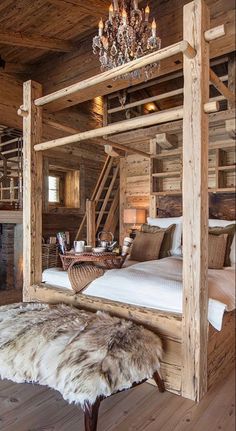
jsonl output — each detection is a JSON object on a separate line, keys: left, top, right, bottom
{"left": 208, "top": 310, "right": 235, "bottom": 390}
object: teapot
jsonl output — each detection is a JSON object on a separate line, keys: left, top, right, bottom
{"left": 97, "top": 231, "right": 117, "bottom": 251}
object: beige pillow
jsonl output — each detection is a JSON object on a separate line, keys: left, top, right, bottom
{"left": 130, "top": 230, "right": 165, "bottom": 262}
{"left": 209, "top": 224, "right": 236, "bottom": 267}
{"left": 141, "top": 223, "right": 176, "bottom": 259}
{"left": 208, "top": 233, "right": 228, "bottom": 269}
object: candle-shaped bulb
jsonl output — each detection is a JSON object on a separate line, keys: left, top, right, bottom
{"left": 114, "top": 0, "right": 118, "bottom": 11}
{"left": 98, "top": 18, "right": 104, "bottom": 36}
{"left": 109, "top": 3, "right": 114, "bottom": 20}
{"left": 122, "top": 8, "right": 127, "bottom": 25}
{"left": 152, "top": 18, "right": 156, "bottom": 37}
{"left": 145, "top": 5, "right": 150, "bottom": 21}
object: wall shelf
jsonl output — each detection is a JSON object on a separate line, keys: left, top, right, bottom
{"left": 151, "top": 141, "right": 235, "bottom": 197}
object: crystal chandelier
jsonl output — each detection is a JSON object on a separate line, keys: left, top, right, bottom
{"left": 92, "top": 0, "right": 161, "bottom": 80}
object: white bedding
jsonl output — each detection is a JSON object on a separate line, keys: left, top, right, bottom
{"left": 43, "top": 257, "right": 235, "bottom": 331}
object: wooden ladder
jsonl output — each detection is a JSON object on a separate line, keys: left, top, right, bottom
{"left": 75, "top": 156, "right": 120, "bottom": 244}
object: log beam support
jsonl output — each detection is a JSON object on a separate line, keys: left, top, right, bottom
{"left": 204, "top": 24, "right": 225, "bottom": 42}
{"left": 33, "top": 102, "right": 217, "bottom": 153}
{"left": 210, "top": 69, "right": 235, "bottom": 106}
{"left": 34, "top": 40, "right": 196, "bottom": 109}
{"left": 23, "top": 80, "right": 43, "bottom": 300}
{"left": 182, "top": 0, "right": 209, "bottom": 402}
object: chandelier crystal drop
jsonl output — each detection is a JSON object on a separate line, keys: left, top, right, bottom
{"left": 92, "top": 0, "right": 161, "bottom": 80}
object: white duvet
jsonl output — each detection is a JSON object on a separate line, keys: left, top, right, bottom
{"left": 84, "top": 257, "right": 235, "bottom": 331}
{"left": 43, "top": 257, "right": 235, "bottom": 331}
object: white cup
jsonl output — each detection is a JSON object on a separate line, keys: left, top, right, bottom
{"left": 74, "top": 240, "right": 85, "bottom": 253}
{"left": 123, "top": 237, "right": 133, "bottom": 247}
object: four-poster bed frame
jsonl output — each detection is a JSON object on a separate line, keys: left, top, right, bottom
{"left": 20, "top": 0, "right": 235, "bottom": 402}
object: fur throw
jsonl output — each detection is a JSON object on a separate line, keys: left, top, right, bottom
{"left": 0, "top": 303, "right": 162, "bottom": 407}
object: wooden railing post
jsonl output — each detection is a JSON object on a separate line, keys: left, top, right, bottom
{"left": 182, "top": 0, "right": 209, "bottom": 401}
{"left": 23, "top": 80, "right": 43, "bottom": 300}
{"left": 86, "top": 199, "right": 96, "bottom": 247}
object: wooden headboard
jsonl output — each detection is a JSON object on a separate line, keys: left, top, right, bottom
{"left": 157, "top": 193, "right": 236, "bottom": 221}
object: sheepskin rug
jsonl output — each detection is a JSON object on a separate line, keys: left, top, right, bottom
{"left": 0, "top": 302, "right": 162, "bottom": 407}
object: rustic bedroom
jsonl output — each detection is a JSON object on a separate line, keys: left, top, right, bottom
{"left": 0, "top": 0, "right": 235, "bottom": 430}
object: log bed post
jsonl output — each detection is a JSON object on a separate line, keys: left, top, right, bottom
{"left": 182, "top": 0, "right": 209, "bottom": 401}
{"left": 23, "top": 80, "right": 43, "bottom": 300}
{"left": 86, "top": 199, "right": 96, "bottom": 247}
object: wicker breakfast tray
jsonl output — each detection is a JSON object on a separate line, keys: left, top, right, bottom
{"left": 60, "top": 252, "right": 126, "bottom": 271}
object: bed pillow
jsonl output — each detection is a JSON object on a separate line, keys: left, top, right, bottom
{"left": 147, "top": 217, "right": 182, "bottom": 256}
{"left": 129, "top": 230, "right": 165, "bottom": 262}
{"left": 208, "top": 233, "right": 228, "bottom": 269}
{"left": 141, "top": 223, "right": 176, "bottom": 259}
{"left": 209, "top": 224, "right": 236, "bottom": 267}
{"left": 209, "top": 219, "right": 236, "bottom": 265}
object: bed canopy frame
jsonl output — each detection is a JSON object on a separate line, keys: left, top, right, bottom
{"left": 19, "top": 0, "right": 235, "bottom": 402}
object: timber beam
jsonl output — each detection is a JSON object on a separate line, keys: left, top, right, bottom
{"left": 0, "top": 30, "right": 75, "bottom": 52}
{"left": 34, "top": 40, "right": 196, "bottom": 110}
{"left": 210, "top": 69, "right": 235, "bottom": 105}
{"left": 32, "top": 101, "right": 218, "bottom": 152}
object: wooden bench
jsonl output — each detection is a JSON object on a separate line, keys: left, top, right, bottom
{"left": 0, "top": 302, "right": 165, "bottom": 431}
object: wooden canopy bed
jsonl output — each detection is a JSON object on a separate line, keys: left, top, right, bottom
{"left": 19, "top": 0, "right": 235, "bottom": 403}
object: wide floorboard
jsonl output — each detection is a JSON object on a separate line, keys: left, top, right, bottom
{"left": 0, "top": 369, "right": 234, "bottom": 430}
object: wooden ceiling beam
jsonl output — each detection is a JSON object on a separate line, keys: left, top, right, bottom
{"left": 46, "top": 0, "right": 108, "bottom": 16}
{"left": 0, "top": 30, "right": 75, "bottom": 52}
{"left": 4, "top": 62, "right": 33, "bottom": 75}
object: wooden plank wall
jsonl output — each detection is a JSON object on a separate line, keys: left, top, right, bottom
{"left": 42, "top": 155, "right": 104, "bottom": 243}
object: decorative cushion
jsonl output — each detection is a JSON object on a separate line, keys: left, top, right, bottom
{"left": 141, "top": 223, "right": 176, "bottom": 259}
{"left": 208, "top": 233, "right": 228, "bottom": 269}
{"left": 68, "top": 263, "right": 104, "bottom": 292}
{"left": 130, "top": 230, "right": 165, "bottom": 262}
{"left": 209, "top": 219, "right": 236, "bottom": 265}
{"left": 147, "top": 216, "right": 182, "bottom": 256}
{"left": 209, "top": 224, "right": 236, "bottom": 267}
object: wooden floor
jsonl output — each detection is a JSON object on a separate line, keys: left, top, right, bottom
{"left": 0, "top": 369, "right": 234, "bottom": 431}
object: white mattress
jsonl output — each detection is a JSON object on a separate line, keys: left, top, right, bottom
{"left": 42, "top": 257, "right": 235, "bottom": 331}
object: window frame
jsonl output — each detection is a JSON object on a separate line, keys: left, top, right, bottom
{"left": 48, "top": 171, "right": 66, "bottom": 207}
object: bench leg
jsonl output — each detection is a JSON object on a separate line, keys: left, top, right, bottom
{"left": 153, "top": 370, "right": 165, "bottom": 393}
{"left": 83, "top": 398, "right": 101, "bottom": 431}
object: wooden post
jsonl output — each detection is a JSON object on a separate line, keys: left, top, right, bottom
{"left": 228, "top": 53, "right": 235, "bottom": 110}
{"left": 23, "top": 80, "right": 43, "bottom": 300}
{"left": 119, "top": 158, "right": 127, "bottom": 244}
{"left": 86, "top": 200, "right": 96, "bottom": 247}
{"left": 182, "top": 0, "right": 209, "bottom": 401}
{"left": 42, "top": 157, "right": 49, "bottom": 213}
{"left": 149, "top": 138, "right": 158, "bottom": 218}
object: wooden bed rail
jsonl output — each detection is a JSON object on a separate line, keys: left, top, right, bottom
{"left": 33, "top": 40, "right": 196, "bottom": 108}
{"left": 32, "top": 25, "right": 224, "bottom": 110}
{"left": 34, "top": 101, "right": 218, "bottom": 152}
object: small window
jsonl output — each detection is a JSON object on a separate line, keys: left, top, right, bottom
{"left": 48, "top": 176, "right": 60, "bottom": 203}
